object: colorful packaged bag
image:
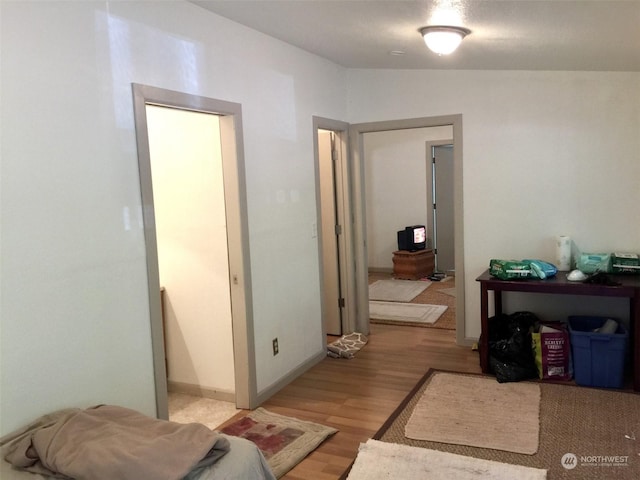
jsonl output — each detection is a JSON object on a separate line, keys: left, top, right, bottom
{"left": 489, "top": 259, "right": 535, "bottom": 280}
{"left": 532, "top": 322, "right": 572, "bottom": 381}
{"left": 489, "top": 259, "right": 557, "bottom": 280}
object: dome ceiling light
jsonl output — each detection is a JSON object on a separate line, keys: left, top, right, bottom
{"left": 419, "top": 26, "right": 471, "bottom": 55}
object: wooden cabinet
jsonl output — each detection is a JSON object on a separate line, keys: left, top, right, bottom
{"left": 392, "top": 249, "right": 435, "bottom": 280}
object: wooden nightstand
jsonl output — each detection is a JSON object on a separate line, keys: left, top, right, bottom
{"left": 392, "top": 249, "right": 435, "bottom": 280}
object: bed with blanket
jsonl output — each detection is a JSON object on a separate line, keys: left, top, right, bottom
{"left": 0, "top": 405, "right": 275, "bottom": 480}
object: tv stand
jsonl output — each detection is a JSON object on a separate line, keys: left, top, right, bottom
{"left": 392, "top": 249, "right": 435, "bottom": 280}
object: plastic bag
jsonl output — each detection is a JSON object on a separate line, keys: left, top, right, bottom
{"left": 523, "top": 259, "right": 558, "bottom": 279}
{"left": 489, "top": 259, "right": 535, "bottom": 280}
{"left": 488, "top": 311, "right": 539, "bottom": 383}
{"left": 576, "top": 252, "right": 611, "bottom": 273}
{"left": 490, "top": 259, "right": 557, "bottom": 280}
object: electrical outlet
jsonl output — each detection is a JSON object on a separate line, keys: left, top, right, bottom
{"left": 272, "top": 338, "right": 279, "bottom": 356}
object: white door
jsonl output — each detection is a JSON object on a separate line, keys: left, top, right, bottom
{"left": 318, "top": 130, "right": 342, "bottom": 335}
{"left": 432, "top": 144, "right": 455, "bottom": 274}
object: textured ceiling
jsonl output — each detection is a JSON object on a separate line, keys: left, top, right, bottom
{"left": 192, "top": 0, "right": 640, "bottom": 71}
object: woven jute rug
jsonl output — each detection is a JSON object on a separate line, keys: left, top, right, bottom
{"left": 374, "top": 369, "right": 640, "bottom": 479}
{"left": 404, "top": 372, "right": 540, "bottom": 454}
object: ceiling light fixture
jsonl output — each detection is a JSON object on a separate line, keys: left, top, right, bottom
{"left": 419, "top": 26, "right": 471, "bottom": 55}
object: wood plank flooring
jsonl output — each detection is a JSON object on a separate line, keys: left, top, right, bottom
{"left": 252, "top": 323, "right": 481, "bottom": 479}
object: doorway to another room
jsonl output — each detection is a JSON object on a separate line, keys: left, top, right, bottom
{"left": 314, "top": 117, "right": 356, "bottom": 339}
{"left": 350, "top": 115, "right": 467, "bottom": 346}
{"left": 429, "top": 142, "right": 455, "bottom": 276}
{"left": 363, "top": 128, "right": 457, "bottom": 334}
{"left": 145, "top": 104, "right": 240, "bottom": 427}
{"left": 132, "top": 84, "right": 256, "bottom": 424}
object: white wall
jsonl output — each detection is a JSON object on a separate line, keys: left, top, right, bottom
{"left": 147, "top": 106, "right": 235, "bottom": 395}
{"left": 4, "top": 1, "right": 638, "bottom": 435}
{"left": 0, "top": 1, "right": 346, "bottom": 434}
{"left": 364, "top": 127, "right": 452, "bottom": 269}
{"left": 348, "top": 69, "right": 640, "bottom": 338}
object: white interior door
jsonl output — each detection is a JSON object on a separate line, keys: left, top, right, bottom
{"left": 318, "top": 129, "right": 342, "bottom": 335}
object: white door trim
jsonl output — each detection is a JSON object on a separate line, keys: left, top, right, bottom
{"left": 131, "top": 84, "right": 256, "bottom": 418}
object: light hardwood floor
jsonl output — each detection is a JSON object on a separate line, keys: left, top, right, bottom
{"left": 221, "top": 323, "right": 482, "bottom": 479}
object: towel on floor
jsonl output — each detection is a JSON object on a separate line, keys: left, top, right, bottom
{"left": 2, "top": 405, "right": 230, "bottom": 480}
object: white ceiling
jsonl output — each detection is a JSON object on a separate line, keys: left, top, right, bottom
{"left": 192, "top": 0, "right": 640, "bottom": 71}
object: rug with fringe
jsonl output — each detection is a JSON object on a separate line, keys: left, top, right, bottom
{"left": 221, "top": 407, "right": 337, "bottom": 478}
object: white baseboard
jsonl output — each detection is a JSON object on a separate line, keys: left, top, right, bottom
{"left": 167, "top": 380, "right": 235, "bottom": 403}
{"left": 255, "top": 349, "right": 326, "bottom": 406}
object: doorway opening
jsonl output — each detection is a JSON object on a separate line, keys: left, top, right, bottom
{"left": 313, "top": 117, "right": 356, "bottom": 337}
{"left": 428, "top": 142, "right": 455, "bottom": 276}
{"left": 362, "top": 128, "right": 456, "bottom": 332}
{"left": 132, "top": 84, "right": 256, "bottom": 419}
{"left": 350, "top": 115, "right": 469, "bottom": 346}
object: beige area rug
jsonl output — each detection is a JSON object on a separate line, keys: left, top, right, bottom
{"left": 347, "top": 439, "right": 547, "bottom": 480}
{"left": 368, "top": 273, "right": 456, "bottom": 330}
{"left": 404, "top": 372, "right": 541, "bottom": 454}
{"left": 373, "top": 369, "right": 640, "bottom": 480}
{"left": 168, "top": 392, "right": 240, "bottom": 430}
{"left": 327, "top": 332, "right": 368, "bottom": 359}
{"left": 369, "top": 301, "right": 447, "bottom": 326}
{"left": 368, "top": 279, "right": 431, "bottom": 302}
{"left": 221, "top": 407, "right": 337, "bottom": 478}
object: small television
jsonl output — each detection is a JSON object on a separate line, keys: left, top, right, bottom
{"left": 397, "top": 225, "right": 427, "bottom": 252}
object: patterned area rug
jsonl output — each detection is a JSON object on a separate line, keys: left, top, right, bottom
{"left": 327, "top": 332, "right": 368, "bottom": 359}
{"left": 347, "top": 439, "right": 547, "bottom": 480}
{"left": 369, "top": 301, "right": 447, "bottom": 326}
{"left": 372, "top": 369, "right": 640, "bottom": 479}
{"left": 221, "top": 407, "right": 337, "bottom": 478}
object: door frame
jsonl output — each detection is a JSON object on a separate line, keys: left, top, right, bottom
{"left": 312, "top": 117, "right": 356, "bottom": 335}
{"left": 426, "top": 140, "right": 454, "bottom": 274}
{"left": 350, "top": 115, "right": 469, "bottom": 345}
{"left": 132, "top": 84, "right": 256, "bottom": 418}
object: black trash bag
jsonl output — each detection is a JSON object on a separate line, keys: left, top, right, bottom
{"left": 487, "top": 311, "right": 539, "bottom": 383}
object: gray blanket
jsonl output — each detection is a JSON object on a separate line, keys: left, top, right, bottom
{"left": 1, "top": 405, "right": 230, "bottom": 480}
